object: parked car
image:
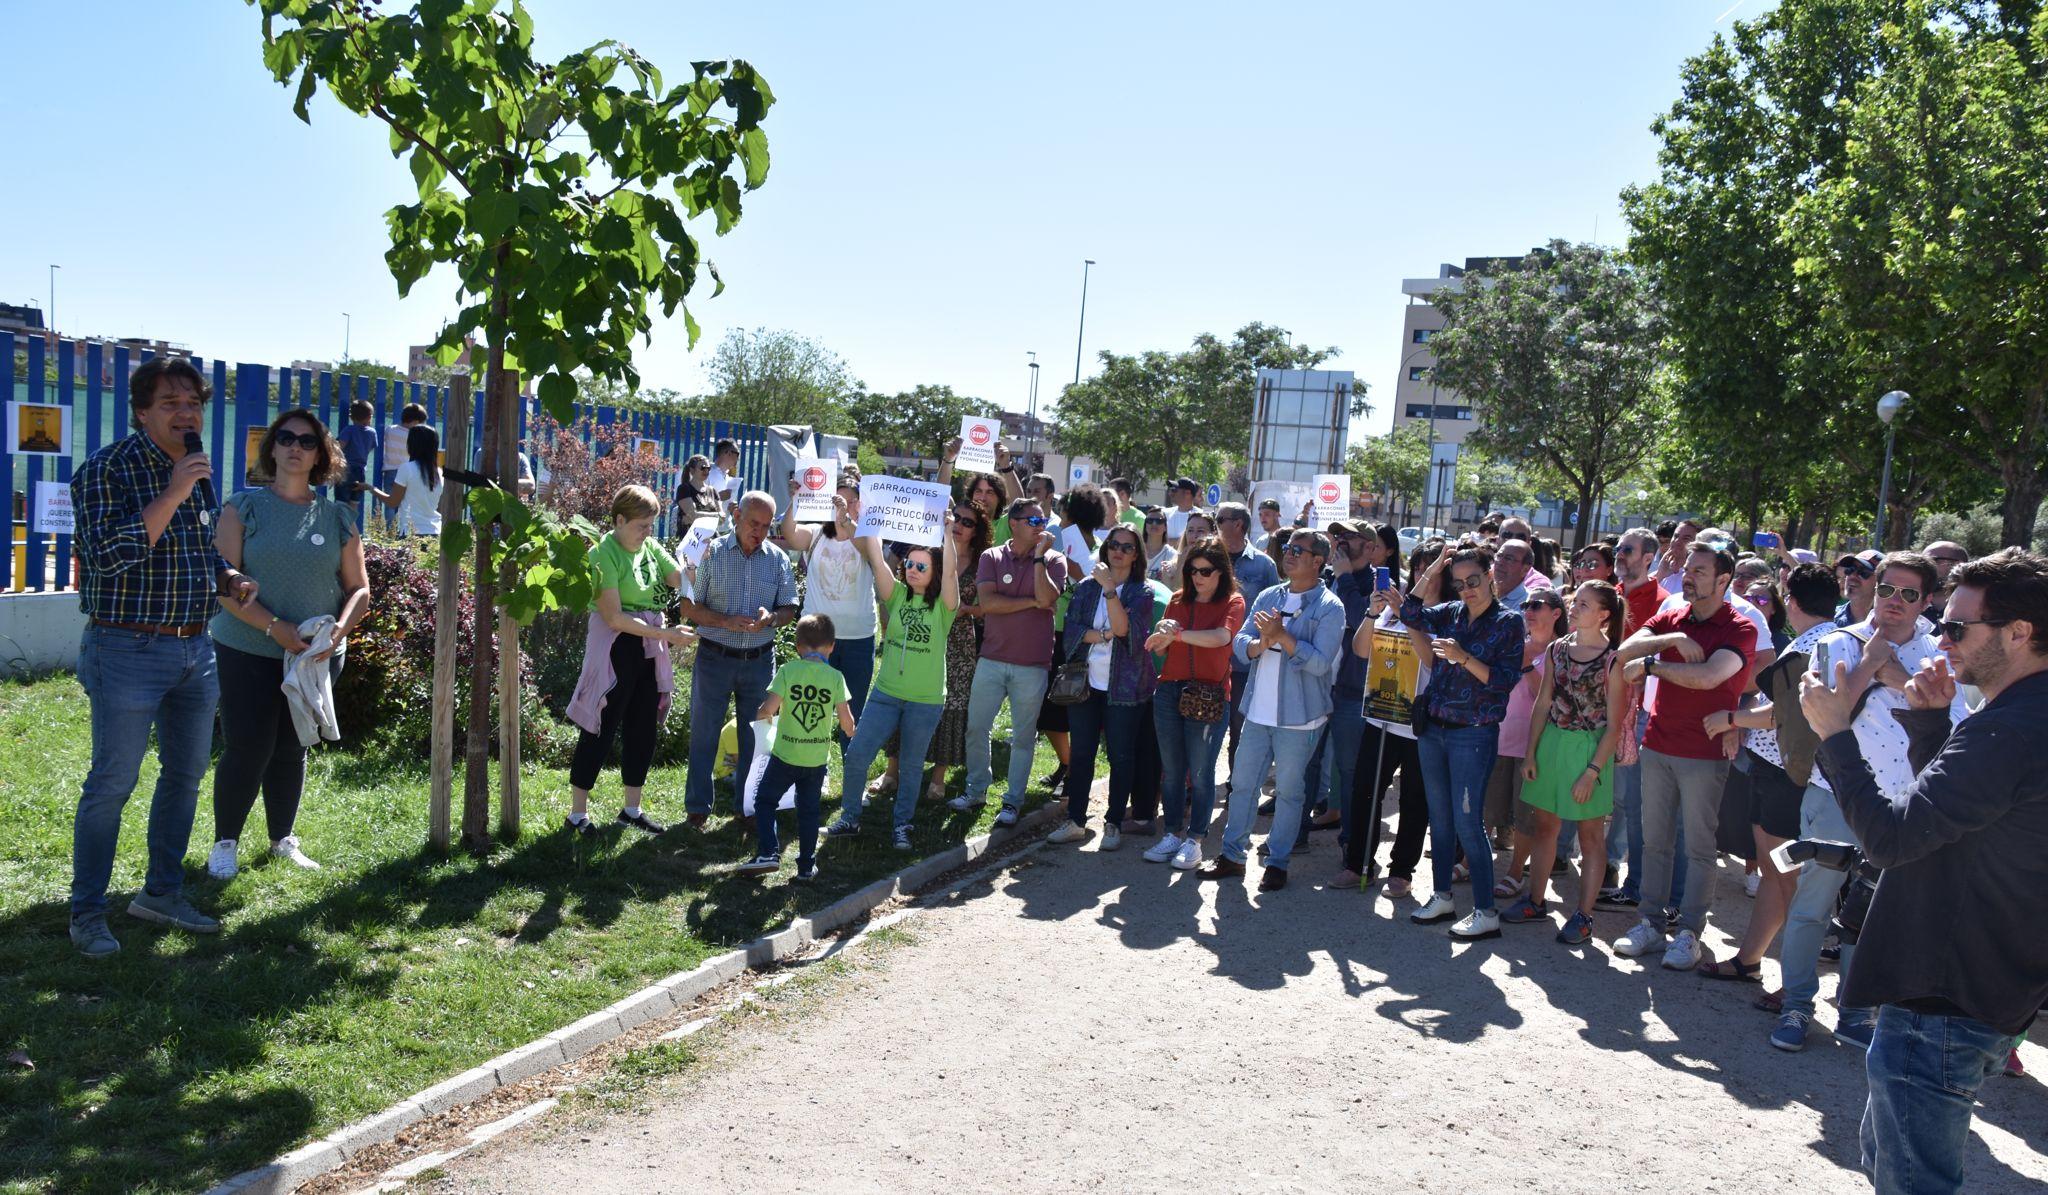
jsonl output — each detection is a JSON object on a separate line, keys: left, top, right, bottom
{"left": 1397, "top": 526, "right": 1448, "bottom": 557}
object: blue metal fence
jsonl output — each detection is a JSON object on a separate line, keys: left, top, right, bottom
{"left": 3, "top": 332, "right": 770, "bottom": 593}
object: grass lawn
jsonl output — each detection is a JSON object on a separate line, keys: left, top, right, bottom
{"left": 0, "top": 674, "right": 1060, "bottom": 1194}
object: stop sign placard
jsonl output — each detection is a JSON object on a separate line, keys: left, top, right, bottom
{"left": 968, "top": 423, "right": 992, "bottom": 447}
{"left": 802, "top": 466, "right": 828, "bottom": 491}
{"left": 1318, "top": 480, "right": 1341, "bottom": 505}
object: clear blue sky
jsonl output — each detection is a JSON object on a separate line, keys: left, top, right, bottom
{"left": 2, "top": 0, "right": 1766, "bottom": 440}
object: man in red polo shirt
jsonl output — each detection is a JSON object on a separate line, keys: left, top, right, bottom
{"left": 1615, "top": 527, "right": 1666, "bottom": 633}
{"left": 1610, "top": 539, "right": 1753, "bottom": 971}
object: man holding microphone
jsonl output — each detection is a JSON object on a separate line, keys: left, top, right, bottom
{"left": 68, "top": 358, "right": 258, "bottom": 957}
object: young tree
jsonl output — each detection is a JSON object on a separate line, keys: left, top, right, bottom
{"left": 1346, "top": 422, "right": 1431, "bottom": 516}
{"left": 252, "top": 0, "right": 773, "bottom": 847}
{"left": 1426, "top": 241, "right": 1666, "bottom": 551}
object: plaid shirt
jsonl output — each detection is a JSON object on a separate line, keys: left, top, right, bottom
{"left": 71, "top": 433, "right": 230, "bottom": 625}
{"left": 691, "top": 532, "right": 797, "bottom": 650}
{"left": 1399, "top": 594, "right": 1527, "bottom": 728}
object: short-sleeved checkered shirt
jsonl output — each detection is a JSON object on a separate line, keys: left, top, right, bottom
{"left": 71, "top": 433, "right": 229, "bottom": 625}
{"left": 691, "top": 532, "right": 797, "bottom": 650}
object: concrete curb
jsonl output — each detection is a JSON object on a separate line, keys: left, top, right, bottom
{"left": 203, "top": 800, "right": 1065, "bottom": 1195}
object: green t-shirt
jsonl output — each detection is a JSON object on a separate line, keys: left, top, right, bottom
{"left": 592, "top": 532, "right": 682, "bottom": 611}
{"left": 875, "top": 585, "right": 959, "bottom": 705}
{"left": 1119, "top": 508, "right": 1147, "bottom": 532}
{"left": 769, "top": 657, "right": 849, "bottom": 768}
{"left": 991, "top": 518, "right": 1011, "bottom": 547}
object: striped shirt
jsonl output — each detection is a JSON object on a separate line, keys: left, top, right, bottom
{"left": 691, "top": 532, "right": 797, "bottom": 650}
{"left": 71, "top": 433, "right": 229, "bottom": 625}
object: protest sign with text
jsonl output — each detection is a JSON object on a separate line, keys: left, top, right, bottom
{"left": 678, "top": 516, "right": 722, "bottom": 567}
{"left": 855, "top": 475, "right": 949, "bottom": 547}
{"left": 31, "top": 479, "right": 73, "bottom": 535}
{"left": 791, "top": 457, "right": 836, "bottom": 522}
{"left": 1312, "top": 474, "right": 1349, "bottom": 527}
{"left": 955, "top": 416, "right": 1001, "bottom": 473}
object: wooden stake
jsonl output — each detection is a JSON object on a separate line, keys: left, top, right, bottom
{"left": 428, "top": 372, "right": 471, "bottom": 851}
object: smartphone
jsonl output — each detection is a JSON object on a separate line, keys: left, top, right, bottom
{"left": 1814, "top": 638, "right": 1833, "bottom": 680}
{"left": 1374, "top": 566, "right": 1392, "bottom": 592}
{"left": 1754, "top": 531, "right": 1781, "bottom": 549}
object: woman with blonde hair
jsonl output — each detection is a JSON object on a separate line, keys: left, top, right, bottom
{"left": 564, "top": 484, "right": 698, "bottom": 836}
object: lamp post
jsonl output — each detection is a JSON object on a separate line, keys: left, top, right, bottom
{"left": 1072, "top": 259, "right": 1095, "bottom": 386}
{"left": 343, "top": 312, "right": 352, "bottom": 363}
{"left": 1024, "top": 354, "right": 1041, "bottom": 466}
{"left": 1394, "top": 342, "right": 1437, "bottom": 527}
{"left": 47, "top": 264, "right": 59, "bottom": 346}
{"left": 1874, "top": 389, "right": 1908, "bottom": 547}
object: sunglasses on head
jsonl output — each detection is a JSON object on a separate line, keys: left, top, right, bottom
{"left": 1874, "top": 581, "right": 1924, "bottom": 604}
{"left": 273, "top": 429, "right": 322, "bottom": 450}
{"left": 1186, "top": 564, "right": 1218, "bottom": 578}
{"left": 1939, "top": 617, "right": 2008, "bottom": 643}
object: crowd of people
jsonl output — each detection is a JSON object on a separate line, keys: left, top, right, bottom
{"left": 65, "top": 365, "right": 2047, "bottom": 1194}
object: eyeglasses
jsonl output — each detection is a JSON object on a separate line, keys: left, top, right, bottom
{"left": 1015, "top": 515, "right": 1048, "bottom": 527}
{"left": 1186, "top": 564, "right": 1219, "bottom": 578}
{"left": 1144, "top": 516, "right": 1166, "bottom": 525}
{"left": 1939, "top": 617, "right": 2008, "bottom": 643}
{"left": 1573, "top": 558, "right": 1603, "bottom": 570}
{"left": 1281, "top": 544, "right": 1315, "bottom": 557}
{"left": 1104, "top": 540, "right": 1137, "bottom": 555}
{"left": 1837, "top": 562, "right": 1873, "bottom": 578}
{"left": 273, "top": 429, "right": 322, "bottom": 450}
{"left": 1449, "top": 573, "right": 1488, "bottom": 592}
{"left": 1874, "top": 581, "right": 1924, "bottom": 604}
{"left": 1524, "top": 599, "right": 1564, "bottom": 612}
{"left": 904, "top": 560, "right": 931, "bottom": 574}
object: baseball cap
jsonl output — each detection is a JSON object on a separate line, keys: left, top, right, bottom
{"left": 1257, "top": 497, "right": 1282, "bottom": 511}
{"left": 1788, "top": 548, "right": 1820, "bottom": 565}
{"left": 1172, "top": 476, "right": 1200, "bottom": 495}
{"left": 1325, "top": 519, "right": 1368, "bottom": 536}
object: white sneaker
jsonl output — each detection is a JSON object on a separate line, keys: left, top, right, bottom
{"left": 1172, "top": 839, "right": 1203, "bottom": 870}
{"left": 947, "top": 794, "right": 985, "bottom": 813}
{"left": 1410, "top": 892, "right": 1456, "bottom": 924}
{"left": 1047, "top": 821, "right": 1088, "bottom": 845}
{"left": 1098, "top": 824, "right": 1122, "bottom": 852}
{"left": 1662, "top": 928, "right": 1702, "bottom": 971}
{"left": 993, "top": 805, "right": 1020, "bottom": 827}
{"left": 1450, "top": 907, "right": 1501, "bottom": 940}
{"left": 1745, "top": 872, "right": 1761, "bottom": 898}
{"left": 1143, "top": 833, "right": 1185, "bottom": 863}
{"left": 270, "top": 835, "right": 321, "bottom": 870}
{"left": 1615, "top": 919, "right": 1665, "bottom": 958}
{"left": 206, "top": 840, "right": 239, "bottom": 880}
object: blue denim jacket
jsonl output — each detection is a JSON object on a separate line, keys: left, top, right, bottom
{"left": 1060, "top": 575, "right": 1161, "bottom": 705}
{"left": 1231, "top": 581, "right": 1347, "bottom": 727}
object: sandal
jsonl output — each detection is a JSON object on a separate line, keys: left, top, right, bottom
{"left": 1451, "top": 861, "right": 1470, "bottom": 884}
{"left": 1385, "top": 877, "right": 1412, "bottom": 898}
{"left": 867, "top": 772, "right": 899, "bottom": 796}
{"left": 1753, "top": 989, "right": 1785, "bottom": 1014}
{"left": 1493, "top": 876, "right": 1525, "bottom": 899}
{"left": 1698, "top": 955, "right": 1763, "bottom": 983}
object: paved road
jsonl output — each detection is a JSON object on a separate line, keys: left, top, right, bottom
{"left": 433, "top": 827, "right": 2047, "bottom": 1194}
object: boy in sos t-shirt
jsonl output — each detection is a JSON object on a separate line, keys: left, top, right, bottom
{"left": 739, "top": 615, "right": 854, "bottom": 881}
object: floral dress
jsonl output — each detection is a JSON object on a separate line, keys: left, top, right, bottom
{"left": 925, "top": 569, "right": 983, "bottom": 767}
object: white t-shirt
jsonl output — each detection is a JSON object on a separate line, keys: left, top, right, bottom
{"left": 800, "top": 533, "right": 877, "bottom": 640}
{"left": 1147, "top": 543, "right": 1180, "bottom": 585}
{"left": 1165, "top": 506, "right": 1198, "bottom": 540}
{"left": 1087, "top": 596, "right": 1113, "bottom": 691}
{"left": 706, "top": 464, "right": 736, "bottom": 501}
{"left": 1058, "top": 525, "right": 1101, "bottom": 572}
{"left": 393, "top": 459, "right": 444, "bottom": 535}
{"left": 381, "top": 424, "right": 411, "bottom": 475}
{"left": 1245, "top": 590, "right": 1325, "bottom": 731}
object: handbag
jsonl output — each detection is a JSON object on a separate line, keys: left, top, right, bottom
{"left": 1176, "top": 636, "right": 1226, "bottom": 722}
{"left": 1046, "top": 639, "right": 1092, "bottom": 706}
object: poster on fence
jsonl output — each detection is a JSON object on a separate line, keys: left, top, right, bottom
{"left": 677, "top": 516, "right": 722, "bottom": 567}
{"left": 1364, "top": 624, "right": 1422, "bottom": 725}
{"left": 791, "top": 457, "right": 836, "bottom": 522}
{"left": 955, "top": 416, "right": 1001, "bottom": 472}
{"left": 244, "top": 427, "right": 269, "bottom": 486}
{"left": 30, "top": 480, "right": 73, "bottom": 535}
{"left": 1312, "top": 474, "right": 1349, "bottom": 528}
{"left": 855, "top": 475, "right": 949, "bottom": 547}
{"left": 1251, "top": 480, "right": 1312, "bottom": 527}
{"left": 7, "top": 401, "right": 70, "bottom": 458}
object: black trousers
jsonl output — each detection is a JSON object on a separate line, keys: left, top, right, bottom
{"left": 213, "top": 642, "right": 310, "bottom": 843}
{"left": 1344, "top": 721, "right": 1428, "bottom": 880}
{"left": 569, "top": 632, "right": 661, "bottom": 790}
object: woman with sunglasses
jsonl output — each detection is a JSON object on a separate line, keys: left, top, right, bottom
{"left": 1143, "top": 510, "right": 1179, "bottom": 584}
{"left": 1143, "top": 537, "right": 1245, "bottom": 869}
{"left": 1571, "top": 544, "right": 1616, "bottom": 585}
{"left": 1046, "top": 524, "right": 1164, "bottom": 849}
{"left": 915, "top": 503, "right": 993, "bottom": 802}
{"left": 829, "top": 516, "right": 962, "bottom": 850}
{"left": 1489, "top": 588, "right": 1565, "bottom": 899}
{"left": 206, "top": 409, "right": 370, "bottom": 878}
{"left": 1509, "top": 580, "right": 1628, "bottom": 943}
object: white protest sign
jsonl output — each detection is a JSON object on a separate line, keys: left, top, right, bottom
{"left": 855, "top": 475, "right": 949, "bottom": 547}
{"left": 956, "top": 416, "right": 1001, "bottom": 472}
{"left": 791, "top": 457, "right": 836, "bottom": 522}
{"left": 1312, "top": 474, "right": 1349, "bottom": 528}
{"left": 677, "top": 516, "right": 721, "bottom": 567}
{"left": 31, "top": 479, "right": 73, "bottom": 535}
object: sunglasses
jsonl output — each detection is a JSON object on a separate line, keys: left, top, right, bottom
{"left": 1144, "top": 516, "right": 1166, "bottom": 525}
{"left": 273, "top": 429, "right": 322, "bottom": 450}
{"left": 1749, "top": 591, "right": 1774, "bottom": 606}
{"left": 1573, "top": 558, "right": 1604, "bottom": 569}
{"left": 1525, "top": 599, "right": 1565, "bottom": 612}
{"left": 1281, "top": 544, "right": 1316, "bottom": 557}
{"left": 1615, "top": 545, "right": 1640, "bottom": 556}
{"left": 1450, "top": 574, "right": 1488, "bottom": 592}
{"left": 1186, "top": 564, "right": 1219, "bottom": 578}
{"left": 1104, "top": 540, "right": 1137, "bottom": 555}
{"left": 905, "top": 560, "right": 931, "bottom": 574}
{"left": 1939, "top": 617, "right": 2008, "bottom": 642}
{"left": 1931, "top": 554, "right": 1968, "bottom": 566}
{"left": 1014, "top": 515, "right": 1048, "bottom": 527}
{"left": 1873, "top": 581, "right": 1924, "bottom": 604}
{"left": 1838, "top": 562, "right": 1873, "bottom": 578}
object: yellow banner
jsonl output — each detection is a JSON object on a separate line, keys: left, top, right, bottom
{"left": 1365, "top": 625, "right": 1420, "bottom": 724}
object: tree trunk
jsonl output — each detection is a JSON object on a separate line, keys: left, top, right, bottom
{"left": 428, "top": 373, "right": 472, "bottom": 851}
{"left": 1570, "top": 481, "right": 1595, "bottom": 553}
{"left": 467, "top": 253, "right": 512, "bottom": 852}
{"left": 495, "top": 370, "right": 522, "bottom": 841}
{"left": 2001, "top": 465, "right": 2045, "bottom": 552}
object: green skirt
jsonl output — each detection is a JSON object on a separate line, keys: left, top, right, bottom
{"left": 1522, "top": 725, "right": 1615, "bottom": 821}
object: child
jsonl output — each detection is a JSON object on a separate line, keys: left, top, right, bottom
{"left": 739, "top": 615, "right": 855, "bottom": 881}
{"left": 380, "top": 402, "right": 428, "bottom": 534}
{"left": 337, "top": 399, "right": 378, "bottom": 508}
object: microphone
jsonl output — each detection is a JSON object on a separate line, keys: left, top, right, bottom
{"left": 182, "top": 430, "right": 218, "bottom": 513}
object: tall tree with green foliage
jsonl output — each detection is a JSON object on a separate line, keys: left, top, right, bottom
{"left": 1788, "top": 1, "right": 2048, "bottom": 547}
{"left": 251, "top": 0, "right": 772, "bottom": 847}
{"left": 1427, "top": 241, "right": 1665, "bottom": 551}
{"left": 1346, "top": 422, "right": 1431, "bottom": 515}
{"left": 696, "top": 326, "right": 856, "bottom": 431}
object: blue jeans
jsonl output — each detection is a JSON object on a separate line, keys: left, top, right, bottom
{"left": 1322, "top": 692, "right": 1367, "bottom": 848}
{"left": 753, "top": 755, "right": 825, "bottom": 864}
{"left": 1781, "top": 781, "right": 1860, "bottom": 1018}
{"left": 1220, "top": 720, "right": 1320, "bottom": 868}
{"left": 1861, "top": 1005, "right": 2012, "bottom": 1195}
{"left": 686, "top": 646, "right": 774, "bottom": 816}
{"left": 964, "top": 657, "right": 1048, "bottom": 807}
{"left": 1063, "top": 689, "right": 1140, "bottom": 828}
{"left": 1417, "top": 719, "right": 1500, "bottom": 908}
{"left": 829, "top": 635, "right": 875, "bottom": 728}
{"left": 841, "top": 689, "right": 942, "bottom": 829}
{"left": 71, "top": 626, "right": 219, "bottom": 921}
{"left": 1154, "top": 682, "right": 1226, "bottom": 837}
{"left": 1608, "top": 716, "right": 1648, "bottom": 896}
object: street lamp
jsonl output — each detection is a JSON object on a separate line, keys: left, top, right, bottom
{"left": 1072, "top": 259, "right": 1095, "bottom": 386}
{"left": 343, "top": 312, "right": 352, "bottom": 363}
{"left": 1024, "top": 354, "right": 1041, "bottom": 466}
{"left": 1873, "top": 389, "right": 1908, "bottom": 547}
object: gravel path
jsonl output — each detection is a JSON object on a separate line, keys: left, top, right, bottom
{"left": 434, "top": 824, "right": 2047, "bottom": 1194}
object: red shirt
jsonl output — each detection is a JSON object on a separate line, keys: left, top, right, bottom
{"left": 1641, "top": 602, "right": 1753, "bottom": 760}
{"left": 1623, "top": 578, "right": 1665, "bottom": 634}
{"left": 1158, "top": 593, "right": 1247, "bottom": 690}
